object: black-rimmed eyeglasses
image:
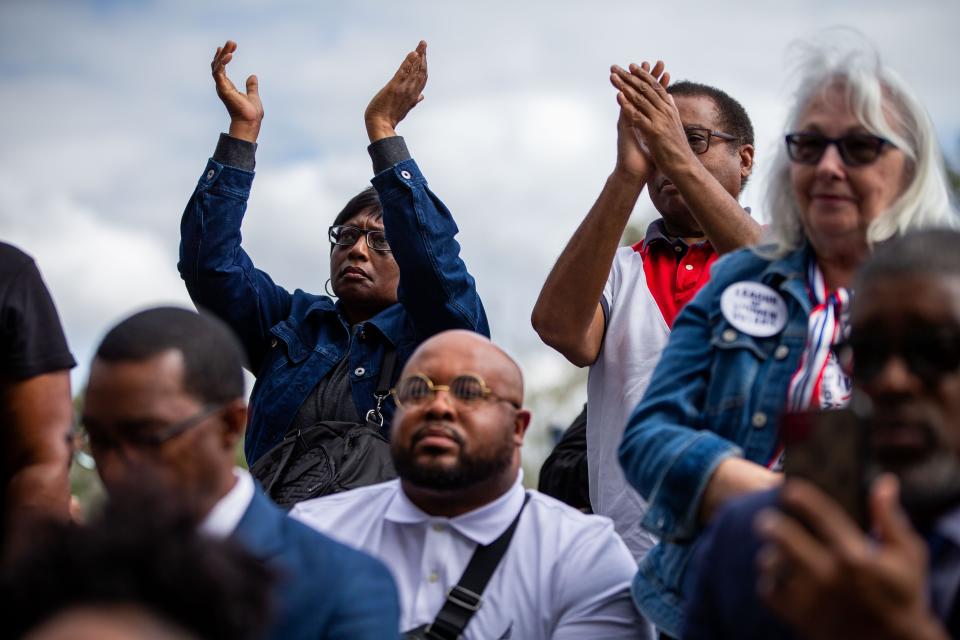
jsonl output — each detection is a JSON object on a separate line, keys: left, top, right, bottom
{"left": 80, "top": 404, "right": 226, "bottom": 456}
{"left": 328, "top": 225, "right": 391, "bottom": 252}
{"left": 785, "top": 133, "right": 893, "bottom": 167}
{"left": 685, "top": 127, "right": 738, "bottom": 155}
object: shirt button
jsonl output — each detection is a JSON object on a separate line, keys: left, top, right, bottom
{"left": 400, "top": 170, "right": 412, "bottom": 180}
{"left": 684, "top": 264, "right": 694, "bottom": 271}
{"left": 428, "top": 572, "right": 439, "bottom": 583}
{"left": 674, "top": 245, "right": 683, "bottom": 253}
{"left": 774, "top": 345, "right": 790, "bottom": 360}
{"left": 722, "top": 329, "right": 737, "bottom": 342}
{"left": 206, "top": 169, "right": 215, "bottom": 179}
{"left": 431, "top": 523, "right": 445, "bottom": 532}
{"left": 752, "top": 412, "right": 768, "bottom": 428}
{"left": 354, "top": 367, "right": 366, "bottom": 376}
{"left": 270, "top": 337, "right": 278, "bottom": 348}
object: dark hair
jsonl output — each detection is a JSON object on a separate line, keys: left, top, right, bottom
{"left": 1, "top": 488, "right": 274, "bottom": 639}
{"left": 95, "top": 306, "right": 246, "bottom": 405}
{"left": 857, "top": 229, "right": 960, "bottom": 288}
{"left": 331, "top": 187, "right": 383, "bottom": 228}
{"left": 668, "top": 81, "right": 755, "bottom": 149}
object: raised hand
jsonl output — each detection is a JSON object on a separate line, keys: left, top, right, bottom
{"left": 364, "top": 40, "right": 428, "bottom": 143}
{"left": 611, "top": 60, "right": 668, "bottom": 180}
{"left": 211, "top": 40, "right": 264, "bottom": 143}
{"left": 610, "top": 61, "right": 694, "bottom": 175}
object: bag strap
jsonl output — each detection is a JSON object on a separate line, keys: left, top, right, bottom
{"left": 425, "top": 494, "right": 531, "bottom": 640}
{"left": 365, "top": 343, "right": 398, "bottom": 429}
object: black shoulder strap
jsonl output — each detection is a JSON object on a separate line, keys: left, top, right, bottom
{"left": 425, "top": 494, "right": 531, "bottom": 640}
{"left": 365, "top": 343, "right": 398, "bottom": 429}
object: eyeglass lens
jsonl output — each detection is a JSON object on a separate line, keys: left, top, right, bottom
{"left": 785, "top": 133, "right": 887, "bottom": 166}
{"left": 395, "top": 375, "right": 487, "bottom": 406}
{"left": 328, "top": 226, "right": 390, "bottom": 251}
{"left": 840, "top": 333, "right": 960, "bottom": 385}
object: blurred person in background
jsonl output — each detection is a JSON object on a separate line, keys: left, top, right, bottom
{"left": 80, "top": 306, "right": 400, "bottom": 640}
{"left": 618, "top": 38, "right": 958, "bottom": 637}
{"left": 0, "top": 242, "right": 74, "bottom": 556}
{"left": 2, "top": 489, "right": 274, "bottom": 640}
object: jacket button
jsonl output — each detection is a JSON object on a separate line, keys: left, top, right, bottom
{"left": 751, "top": 412, "right": 768, "bottom": 428}
{"left": 270, "top": 337, "right": 278, "bottom": 348}
{"left": 354, "top": 367, "right": 366, "bottom": 376}
{"left": 206, "top": 169, "right": 215, "bottom": 179}
{"left": 774, "top": 345, "right": 790, "bottom": 360}
{"left": 400, "top": 170, "right": 412, "bottom": 180}
{"left": 722, "top": 329, "right": 737, "bottom": 342}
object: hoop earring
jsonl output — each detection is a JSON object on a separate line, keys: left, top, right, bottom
{"left": 324, "top": 278, "right": 337, "bottom": 298}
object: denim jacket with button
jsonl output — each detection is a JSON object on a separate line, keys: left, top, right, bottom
{"left": 618, "top": 243, "right": 812, "bottom": 637}
{"left": 179, "top": 151, "right": 489, "bottom": 465}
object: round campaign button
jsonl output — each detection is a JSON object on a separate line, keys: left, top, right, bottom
{"left": 720, "top": 281, "right": 788, "bottom": 338}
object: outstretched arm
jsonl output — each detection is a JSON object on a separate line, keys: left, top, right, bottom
{"left": 613, "top": 63, "right": 761, "bottom": 254}
{"left": 179, "top": 40, "right": 292, "bottom": 371}
{"left": 365, "top": 41, "right": 488, "bottom": 336}
{"left": 532, "top": 62, "right": 666, "bottom": 367}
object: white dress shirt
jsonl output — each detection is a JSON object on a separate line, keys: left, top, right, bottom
{"left": 291, "top": 473, "right": 650, "bottom": 639}
{"left": 199, "top": 467, "right": 256, "bottom": 539}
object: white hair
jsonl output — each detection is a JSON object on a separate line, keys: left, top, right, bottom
{"left": 764, "top": 31, "right": 958, "bottom": 256}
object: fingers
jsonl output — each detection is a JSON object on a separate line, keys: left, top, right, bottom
{"left": 779, "top": 479, "right": 867, "bottom": 559}
{"left": 245, "top": 74, "right": 259, "bottom": 98}
{"left": 870, "top": 475, "right": 915, "bottom": 548}
{"left": 756, "top": 508, "right": 833, "bottom": 577}
{"left": 610, "top": 66, "right": 658, "bottom": 119}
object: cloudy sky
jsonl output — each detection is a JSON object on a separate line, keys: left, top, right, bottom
{"left": 2, "top": 0, "right": 958, "bottom": 462}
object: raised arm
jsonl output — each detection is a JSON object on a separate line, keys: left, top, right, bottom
{"left": 179, "top": 40, "right": 293, "bottom": 372}
{"left": 613, "top": 64, "right": 761, "bottom": 254}
{"left": 532, "top": 62, "right": 667, "bottom": 367}
{"left": 364, "top": 41, "right": 489, "bottom": 337}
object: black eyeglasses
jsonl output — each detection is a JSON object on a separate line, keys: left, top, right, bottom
{"left": 832, "top": 332, "right": 960, "bottom": 387}
{"left": 392, "top": 374, "right": 521, "bottom": 409}
{"left": 328, "top": 225, "right": 391, "bottom": 252}
{"left": 785, "top": 133, "right": 893, "bottom": 167}
{"left": 81, "top": 404, "right": 225, "bottom": 456}
{"left": 685, "top": 127, "right": 737, "bottom": 155}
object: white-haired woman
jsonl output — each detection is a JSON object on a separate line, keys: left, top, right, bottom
{"left": 617, "top": 41, "right": 958, "bottom": 638}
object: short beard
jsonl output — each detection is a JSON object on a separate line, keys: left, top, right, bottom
{"left": 874, "top": 455, "right": 960, "bottom": 529}
{"left": 392, "top": 426, "right": 514, "bottom": 492}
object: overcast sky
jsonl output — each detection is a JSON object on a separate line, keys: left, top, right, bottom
{"left": 1, "top": 0, "right": 958, "bottom": 462}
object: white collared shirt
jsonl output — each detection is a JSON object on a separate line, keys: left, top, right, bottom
{"left": 291, "top": 473, "right": 649, "bottom": 639}
{"left": 199, "top": 467, "right": 255, "bottom": 539}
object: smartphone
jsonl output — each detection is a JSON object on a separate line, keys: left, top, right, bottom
{"left": 780, "top": 398, "right": 871, "bottom": 529}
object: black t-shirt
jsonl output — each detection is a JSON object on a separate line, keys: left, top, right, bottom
{"left": 0, "top": 242, "right": 75, "bottom": 379}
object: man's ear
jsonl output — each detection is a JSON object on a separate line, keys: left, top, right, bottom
{"left": 219, "top": 399, "right": 247, "bottom": 450}
{"left": 739, "top": 144, "right": 755, "bottom": 180}
{"left": 513, "top": 409, "right": 532, "bottom": 446}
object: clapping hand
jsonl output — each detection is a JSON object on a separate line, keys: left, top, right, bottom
{"left": 211, "top": 40, "right": 264, "bottom": 143}
{"left": 365, "top": 41, "right": 428, "bottom": 143}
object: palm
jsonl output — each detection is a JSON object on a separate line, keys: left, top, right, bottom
{"left": 616, "top": 110, "right": 651, "bottom": 178}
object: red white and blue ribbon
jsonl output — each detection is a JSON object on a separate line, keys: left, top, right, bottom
{"left": 768, "top": 260, "right": 851, "bottom": 470}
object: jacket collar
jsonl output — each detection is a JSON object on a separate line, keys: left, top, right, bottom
{"left": 303, "top": 298, "right": 407, "bottom": 346}
{"left": 756, "top": 242, "right": 814, "bottom": 315}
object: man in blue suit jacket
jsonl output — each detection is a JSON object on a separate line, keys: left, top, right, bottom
{"left": 683, "top": 230, "right": 960, "bottom": 640}
{"left": 82, "top": 306, "right": 400, "bottom": 639}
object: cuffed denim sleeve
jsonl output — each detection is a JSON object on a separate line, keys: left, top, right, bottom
{"left": 619, "top": 275, "right": 742, "bottom": 541}
{"left": 213, "top": 133, "right": 257, "bottom": 171}
{"left": 372, "top": 157, "right": 489, "bottom": 338}
{"left": 178, "top": 149, "right": 292, "bottom": 372}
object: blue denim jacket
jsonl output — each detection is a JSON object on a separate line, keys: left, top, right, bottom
{"left": 179, "top": 156, "right": 489, "bottom": 464}
{"left": 618, "top": 243, "right": 813, "bottom": 637}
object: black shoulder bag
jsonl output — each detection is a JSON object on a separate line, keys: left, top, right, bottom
{"left": 250, "top": 348, "right": 399, "bottom": 509}
{"left": 403, "top": 494, "right": 531, "bottom": 640}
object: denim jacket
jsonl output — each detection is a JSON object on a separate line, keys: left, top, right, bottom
{"left": 618, "top": 243, "right": 812, "bottom": 637}
{"left": 179, "top": 152, "right": 489, "bottom": 465}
